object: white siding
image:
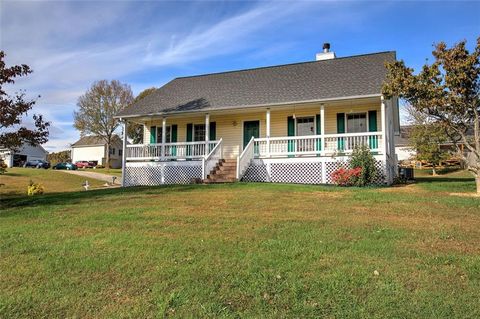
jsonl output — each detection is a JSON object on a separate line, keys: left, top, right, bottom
{"left": 72, "top": 146, "right": 105, "bottom": 163}
{"left": 17, "top": 144, "right": 48, "bottom": 161}
{"left": 396, "top": 146, "right": 416, "bottom": 161}
{"left": 0, "top": 143, "right": 48, "bottom": 167}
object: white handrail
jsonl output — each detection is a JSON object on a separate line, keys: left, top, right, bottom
{"left": 203, "top": 138, "right": 223, "bottom": 179}
{"left": 125, "top": 140, "right": 219, "bottom": 147}
{"left": 253, "top": 132, "right": 381, "bottom": 142}
{"left": 254, "top": 132, "right": 383, "bottom": 158}
{"left": 126, "top": 140, "right": 219, "bottom": 160}
{"left": 237, "top": 136, "right": 255, "bottom": 180}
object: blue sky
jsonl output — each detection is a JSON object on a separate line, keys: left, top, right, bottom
{"left": 1, "top": 0, "right": 479, "bottom": 152}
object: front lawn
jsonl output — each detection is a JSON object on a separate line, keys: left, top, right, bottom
{"left": 0, "top": 168, "right": 109, "bottom": 199}
{"left": 0, "top": 171, "right": 479, "bottom": 318}
{"left": 89, "top": 167, "right": 123, "bottom": 177}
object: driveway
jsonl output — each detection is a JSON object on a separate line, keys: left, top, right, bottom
{"left": 60, "top": 170, "right": 121, "bottom": 185}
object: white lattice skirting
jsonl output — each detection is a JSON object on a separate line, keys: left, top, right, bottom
{"left": 124, "top": 156, "right": 392, "bottom": 186}
{"left": 124, "top": 161, "right": 202, "bottom": 186}
{"left": 242, "top": 156, "right": 389, "bottom": 185}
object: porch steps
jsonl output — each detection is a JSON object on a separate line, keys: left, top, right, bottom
{"left": 204, "top": 159, "right": 237, "bottom": 183}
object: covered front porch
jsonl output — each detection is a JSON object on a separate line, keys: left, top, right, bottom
{"left": 119, "top": 96, "right": 395, "bottom": 185}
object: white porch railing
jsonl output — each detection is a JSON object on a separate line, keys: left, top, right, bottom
{"left": 126, "top": 140, "right": 219, "bottom": 161}
{"left": 237, "top": 136, "right": 255, "bottom": 180}
{"left": 254, "top": 132, "right": 383, "bottom": 157}
{"left": 203, "top": 138, "right": 223, "bottom": 179}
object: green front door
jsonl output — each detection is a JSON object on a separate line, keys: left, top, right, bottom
{"left": 243, "top": 121, "right": 260, "bottom": 149}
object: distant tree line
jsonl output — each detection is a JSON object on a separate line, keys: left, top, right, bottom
{"left": 47, "top": 150, "right": 71, "bottom": 165}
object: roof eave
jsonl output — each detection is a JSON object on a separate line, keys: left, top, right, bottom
{"left": 71, "top": 143, "right": 105, "bottom": 147}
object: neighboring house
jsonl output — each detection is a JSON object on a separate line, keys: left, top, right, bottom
{"left": 0, "top": 142, "right": 49, "bottom": 167}
{"left": 116, "top": 45, "right": 400, "bottom": 186}
{"left": 395, "top": 126, "right": 416, "bottom": 161}
{"left": 395, "top": 125, "right": 474, "bottom": 162}
{"left": 71, "top": 135, "right": 124, "bottom": 168}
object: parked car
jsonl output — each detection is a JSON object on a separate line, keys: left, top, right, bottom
{"left": 23, "top": 160, "right": 50, "bottom": 169}
{"left": 75, "top": 161, "right": 96, "bottom": 169}
{"left": 52, "top": 162, "right": 77, "bottom": 170}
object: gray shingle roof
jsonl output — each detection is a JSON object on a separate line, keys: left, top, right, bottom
{"left": 117, "top": 51, "right": 396, "bottom": 117}
{"left": 71, "top": 135, "right": 122, "bottom": 147}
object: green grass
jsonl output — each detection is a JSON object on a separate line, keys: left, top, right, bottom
{"left": 0, "top": 168, "right": 109, "bottom": 199}
{"left": 91, "top": 168, "right": 123, "bottom": 177}
{"left": 0, "top": 169, "right": 479, "bottom": 318}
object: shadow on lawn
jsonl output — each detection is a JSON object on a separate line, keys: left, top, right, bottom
{"left": 415, "top": 177, "right": 474, "bottom": 183}
{"left": 2, "top": 172, "right": 23, "bottom": 177}
{"left": 414, "top": 173, "right": 476, "bottom": 194}
{"left": 0, "top": 184, "right": 203, "bottom": 214}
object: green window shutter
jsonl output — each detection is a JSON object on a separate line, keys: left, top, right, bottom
{"left": 336, "top": 113, "right": 345, "bottom": 151}
{"left": 336, "top": 113, "right": 345, "bottom": 133}
{"left": 287, "top": 116, "right": 295, "bottom": 136}
{"left": 316, "top": 114, "right": 321, "bottom": 135}
{"left": 186, "top": 123, "right": 193, "bottom": 158}
{"left": 316, "top": 114, "right": 321, "bottom": 153}
{"left": 150, "top": 126, "right": 156, "bottom": 144}
{"left": 171, "top": 125, "right": 178, "bottom": 157}
{"left": 171, "top": 125, "right": 178, "bottom": 142}
{"left": 368, "top": 111, "right": 377, "bottom": 132}
{"left": 287, "top": 116, "right": 295, "bottom": 155}
{"left": 209, "top": 122, "right": 216, "bottom": 141}
{"left": 368, "top": 110, "right": 378, "bottom": 149}
{"left": 186, "top": 124, "right": 193, "bottom": 142}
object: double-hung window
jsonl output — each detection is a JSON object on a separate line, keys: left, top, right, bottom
{"left": 346, "top": 113, "right": 367, "bottom": 133}
{"left": 157, "top": 126, "right": 172, "bottom": 143}
{"left": 296, "top": 117, "right": 315, "bottom": 136}
{"left": 193, "top": 124, "right": 206, "bottom": 142}
{"left": 296, "top": 117, "right": 315, "bottom": 152}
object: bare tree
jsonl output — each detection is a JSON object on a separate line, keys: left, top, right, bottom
{"left": 74, "top": 80, "right": 134, "bottom": 168}
{"left": 127, "top": 87, "right": 157, "bottom": 144}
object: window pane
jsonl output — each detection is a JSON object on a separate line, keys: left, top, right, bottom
{"left": 347, "top": 113, "right": 367, "bottom": 133}
{"left": 157, "top": 126, "right": 172, "bottom": 143}
{"left": 194, "top": 124, "right": 206, "bottom": 141}
{"left": 296, "top": 117, "right": 315, "bottom": 136}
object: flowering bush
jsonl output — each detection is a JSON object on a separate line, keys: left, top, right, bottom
{"left": 27, "top": 180, "right": 44, "bottom": 196}
{"left": 350, "top": 145, "right": 377, "bottom": 186}
{"left": 331, "top": 167, "right": 362, "bottom": 186}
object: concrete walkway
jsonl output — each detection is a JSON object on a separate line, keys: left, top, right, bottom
{"left": 60, "top": 170, "right": 122, "bottom": 185}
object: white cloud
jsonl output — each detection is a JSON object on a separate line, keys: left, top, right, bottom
{"left": 1, "top": 0, "right": 371, "bottom": 151}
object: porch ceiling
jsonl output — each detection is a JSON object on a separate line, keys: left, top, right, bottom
{"left": 123, "top": 96, "right": 381, "bottom": 123}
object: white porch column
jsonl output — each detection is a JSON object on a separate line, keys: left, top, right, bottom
{"left": 205, "top": 113, "right": 210, "bottom": 156}
{"left": 121, "top": 119, "right": 128, "bottom": 187}
{"left": 162, "top": 117, "right": 167, "bottom": 159}
{"left": 381, "top": 95, "right": 390, "bottom": 183}
{"left": 320, "top": 104, "right": 325, "bottom": 156}
{"left": 266, "top": 108, "right": 271, "bottom": 157}
{"left": 381, "top": 96, "right": 387, "bottom": 156}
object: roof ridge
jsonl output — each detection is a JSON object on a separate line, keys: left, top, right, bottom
{"left": 174, "top": 51, "right": 396, "bottom": 80}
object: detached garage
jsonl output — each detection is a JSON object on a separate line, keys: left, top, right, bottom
{"left": 0, "top": 143, "right": 49, "bottom": 167}
{"left": 71, "top": 135, "right": 124, "bottom": 168}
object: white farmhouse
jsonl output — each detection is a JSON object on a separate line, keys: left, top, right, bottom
{"left": 71, "top": 135, "right": 124, "bottom": 168}
{"left": 116, "top": 46, "right": 401, "bottom": 186}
